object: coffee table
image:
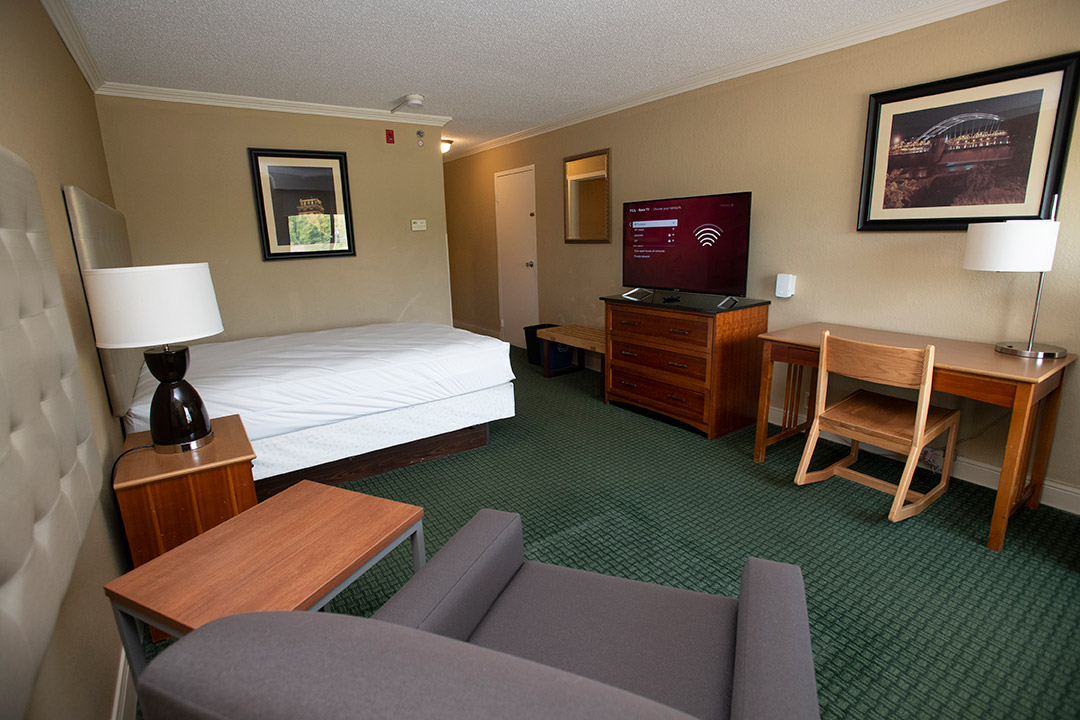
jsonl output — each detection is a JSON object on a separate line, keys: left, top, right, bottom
{"left": 105, "top": 480, "right": 425, "bottom": 679}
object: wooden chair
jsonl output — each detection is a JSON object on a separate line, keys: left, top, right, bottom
{"left": 794, "top": 330, "right": 960, "bottom": 522}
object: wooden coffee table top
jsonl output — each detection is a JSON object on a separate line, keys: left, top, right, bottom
{"left": 105, "top": 480, "right": 423, "bottom": 635}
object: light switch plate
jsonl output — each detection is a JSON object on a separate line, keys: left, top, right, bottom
{"left": 411, "top": 219, "right": 427, "bottom": 231}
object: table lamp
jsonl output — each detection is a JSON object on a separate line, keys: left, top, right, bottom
{"left": 963, "top": 219, "right": 1065, "bottom": 359}
{"left": 82, "top": 263, "right": 224, "bottom": 453}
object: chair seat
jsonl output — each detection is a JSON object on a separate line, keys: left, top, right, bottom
{"left": 819, "top": 389, "right": 957, "bottom": 449}
{"left": 469, "top": 561, "right": 738, "bottom": 720}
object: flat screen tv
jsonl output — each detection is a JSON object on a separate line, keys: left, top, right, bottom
{"left": 622, "top": 191, "right": 751, "bottom": 296}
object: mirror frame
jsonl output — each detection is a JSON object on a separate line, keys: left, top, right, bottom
{"left": 563, "top": 148, "right": 611, "bottom": 244}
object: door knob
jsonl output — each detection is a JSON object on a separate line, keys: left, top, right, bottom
{"left": 525, "top": 261, "right": 535, "bottom": 268}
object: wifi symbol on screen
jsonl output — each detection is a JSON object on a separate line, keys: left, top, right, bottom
{"left": 694, "top": 224, "right": 724, "bottom": 247}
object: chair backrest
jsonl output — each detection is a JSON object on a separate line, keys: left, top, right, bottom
{"left": 814, "top": 331, "right": 936, "bottom": 439}
{"left": 820, "top": 331, "right": 933, "bottom": 390}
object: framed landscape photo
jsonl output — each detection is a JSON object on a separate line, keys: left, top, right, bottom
{"left": 857, "top": 53, "right": 1079, "bottom": 231}
{"left": 248, "top": 148, "right": 356, "bottom": 260}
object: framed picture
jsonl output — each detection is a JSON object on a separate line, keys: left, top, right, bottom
{"left": 248, "top": 148, "right": 356, "bottom": 260}
{"left": 857, "top": 53, "right": 1079, "bottom": 231}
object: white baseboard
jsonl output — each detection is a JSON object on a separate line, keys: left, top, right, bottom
{"left": 452, "top": 320, "right": 500, "bottom": 339}
{"left": 767, "top": 407, "right": 1080, "bottom": 516}
{"left": 111, "top": 651, "right": 136, "bottom": 720}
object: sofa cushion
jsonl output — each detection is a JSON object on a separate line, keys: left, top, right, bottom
{"left": 469, "top": 561, "right": 738, "bottom": 720}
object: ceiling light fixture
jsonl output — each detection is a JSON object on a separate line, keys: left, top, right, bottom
{"left": 391, "top": 93, "right": 424, "bottom": 113}
{"left": 441, "top": 139, "right": 454, "bottom": 153}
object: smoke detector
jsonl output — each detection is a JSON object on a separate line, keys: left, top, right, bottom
{"left": 391, "top": 94, "right": 425, "bottom": 113}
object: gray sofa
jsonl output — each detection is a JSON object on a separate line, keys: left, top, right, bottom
{"left": 138, "top": 510, "right": 820, "bottom": 719}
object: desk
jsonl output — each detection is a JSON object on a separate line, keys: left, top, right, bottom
{"left": 105, "top": 480, "right": 425, "bottom": 679}
{"left": 754, "top": 323, "right": 1075, "bottom": 551}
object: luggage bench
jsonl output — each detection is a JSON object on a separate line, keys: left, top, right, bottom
{"left": 535, "top": 325, "right": 606, "bottom": 378}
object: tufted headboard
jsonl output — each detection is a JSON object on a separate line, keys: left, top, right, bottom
{"left": 63, "top": 185, "right": 143, "bottom": 417}
{"left": 0, "top": 146, "right": 104, "bottom": 718}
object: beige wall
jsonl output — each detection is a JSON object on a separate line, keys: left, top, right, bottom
{"left": 95, "top": 98, "right": 452, "bottom": 339}
{"left": 444, "top": 0, "right": 1080, "bottom": 488}
{"left": 0, "top": 0, "right": 130, "bottom": 718}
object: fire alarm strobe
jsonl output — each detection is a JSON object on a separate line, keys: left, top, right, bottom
{"left": 386, "top": 129, "right": 395, "bottom": 144}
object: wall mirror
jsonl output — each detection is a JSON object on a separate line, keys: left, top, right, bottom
{"left": 564, "top": 149, "right": 611, "bottom": 243}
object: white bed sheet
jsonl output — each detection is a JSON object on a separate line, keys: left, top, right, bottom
{"left": 250, "top": 382, "right": 514, "bottom": 479}
{"left": 124, "top": 322, "right": 515, "bottom": 443}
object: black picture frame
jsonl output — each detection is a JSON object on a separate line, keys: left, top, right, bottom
{"left": 857, "top": 53, "right": 1079, "bottom": 231}
{"left": 248, "top": 148, "right": 356, "bottom": 260}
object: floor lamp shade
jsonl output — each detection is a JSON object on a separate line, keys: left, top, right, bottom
{"left": 962, "top": 220, "right": 1065, "bottom": 359}
{"left": 82, "top": 263, "right": 224, "bottom": 452}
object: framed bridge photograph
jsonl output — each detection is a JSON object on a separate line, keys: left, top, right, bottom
{"left": 857, "top": 53, "right": 1079, "bottom": 231}
{"left": 248, "top": 148, "right": 356, "bottom": 260}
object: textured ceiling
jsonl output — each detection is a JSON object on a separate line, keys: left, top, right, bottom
{"left": 60, "top": 0, "right": 1001, "bottom": 157}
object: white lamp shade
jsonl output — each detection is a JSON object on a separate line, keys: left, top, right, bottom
{"left": 963, "top": 220, "right": 1059, "bottom": 272}
{"left": 82, "top": 263, "right": 224, "bottom": 349}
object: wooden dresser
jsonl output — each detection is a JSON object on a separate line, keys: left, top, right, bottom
{"left": 603, "top": 297, "right": 769, "bottom": 439}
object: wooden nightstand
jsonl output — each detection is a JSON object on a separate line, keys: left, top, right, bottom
{"left": 113, "top": 414, "right": 257, "bottom": 568}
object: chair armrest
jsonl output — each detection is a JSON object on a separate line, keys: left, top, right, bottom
{"left": 373, "top": 509, "right": 524, "bottom": 640}
{"left": 731, "top": 557, "right": 821, "bottom": 720}
{"left": 139, "top": 613, "right": 696, "bottom": 720}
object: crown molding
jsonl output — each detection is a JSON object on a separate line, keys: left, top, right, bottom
{"left": 95, "top": 83, "right": 452, "bottom": 126}
{"left": 455, "top": 0, "right": 1006, "bottom": 159}
{"left": 41, "top": 0, "right": 104, "bottom": 90}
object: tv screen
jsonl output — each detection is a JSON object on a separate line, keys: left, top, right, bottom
{"left": 622, "top": 192, "right": 751, "bottom": 296}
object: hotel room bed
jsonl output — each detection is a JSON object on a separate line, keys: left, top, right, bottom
{"left": 63, "top": 186, "right": 514, "bottom": 494}
{"left": 124, "top": 321, "right": 515, "bottom": 480}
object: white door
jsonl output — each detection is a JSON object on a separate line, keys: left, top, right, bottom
{"left": 495, "top": 166, "right": 539, "bottom": 348}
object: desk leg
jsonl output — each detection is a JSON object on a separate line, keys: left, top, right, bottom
{"left": 988, "top": 383, "right": 1038, "bottom": 552}
{"left": 754, "top": 342, "right": 774, "bottom": 463}
{"left": 541, "top": 339, "right": 552, "bottom": 378}
{"left": 1026, "top": 367, "right": 1067, "bottom": 510}
{"left": 112, "top": 603, "right": 149, "bottom": 681}
{"left": 411, "top": 521, "right": 426, "bottom": 570}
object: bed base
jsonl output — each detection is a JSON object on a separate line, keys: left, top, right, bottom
{"left": 254, "top": 424, "right": 489, "bottom": 501}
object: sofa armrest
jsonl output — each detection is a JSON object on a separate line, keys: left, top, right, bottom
{"left": 731, "top": 557, "right": 821, "bottom": 720}
{"left": 373, "top": 509, "right": 524, "bottom": 640}
{"left": 139, "top": 613, "right": 696, "bottom": 720}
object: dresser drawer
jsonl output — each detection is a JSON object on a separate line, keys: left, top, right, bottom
{"left": 609, "top": 369, "right": 706, "bottom": 422}
{"left": 609, "top": 306, "right": 710, "bottom": 349}
{"left": 610, "top": 339, "right": 707, "bottom": 383}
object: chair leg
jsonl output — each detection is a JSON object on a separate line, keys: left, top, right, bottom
{"left": 889, "top": 417, "right": 959, "bottom": 522}
{"left": 796, "top": 426, "right": 859, "bottom": 486}
{"left": 793, "top": 421, "right": 821, "bottom": 486}
{"left": 887, "top": 449, "right": 922, "bottom": 522}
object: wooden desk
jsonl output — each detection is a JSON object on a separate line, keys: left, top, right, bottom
{"left": 754, "top": 323, "right": 1076, "bottom": 551}
{"left": 105, "top": 480, "right": 424, "bottom": 679}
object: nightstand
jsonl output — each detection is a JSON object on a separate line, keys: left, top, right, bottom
{"left": 113, "top": 414, "right": 257, "bottom": 568}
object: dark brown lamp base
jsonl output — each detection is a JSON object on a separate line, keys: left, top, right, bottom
{"left": 145, "top": 345, "right": 214, "bottom": 454}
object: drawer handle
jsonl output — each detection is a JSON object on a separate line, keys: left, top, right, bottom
{"left": 621, "top": 320, "right": 640, "bottom": 326}
{"left": 666, "top": 394, "right": 687, "bottom": 402}
{"left": 668, "top": 328, "right": 689, "bottom": 335}
{"left": 668, "top": 361, "right": 687, "bottom": 368}
{"left": 621, "top": 381, "right": 638, "bottom": 388}
{"left": 621, "top": 350, "right": 638, "bottom": 358}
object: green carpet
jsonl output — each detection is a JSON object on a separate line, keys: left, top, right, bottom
{"left": 320, "top": 346, "right": 1080, "bottom": 719}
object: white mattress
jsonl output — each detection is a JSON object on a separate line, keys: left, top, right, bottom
{"left": 125, "top": 322, "right": 515, "bottom": 443}
{"left": 251, "top": 382, "right": 514, "bottom": 479}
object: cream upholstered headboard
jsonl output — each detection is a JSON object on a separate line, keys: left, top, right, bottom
{"left": 63, "top": 185, "right": 143, "bottom": 417}
{"left": 0, "top": 146, "right": 104, "bottom": 717}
